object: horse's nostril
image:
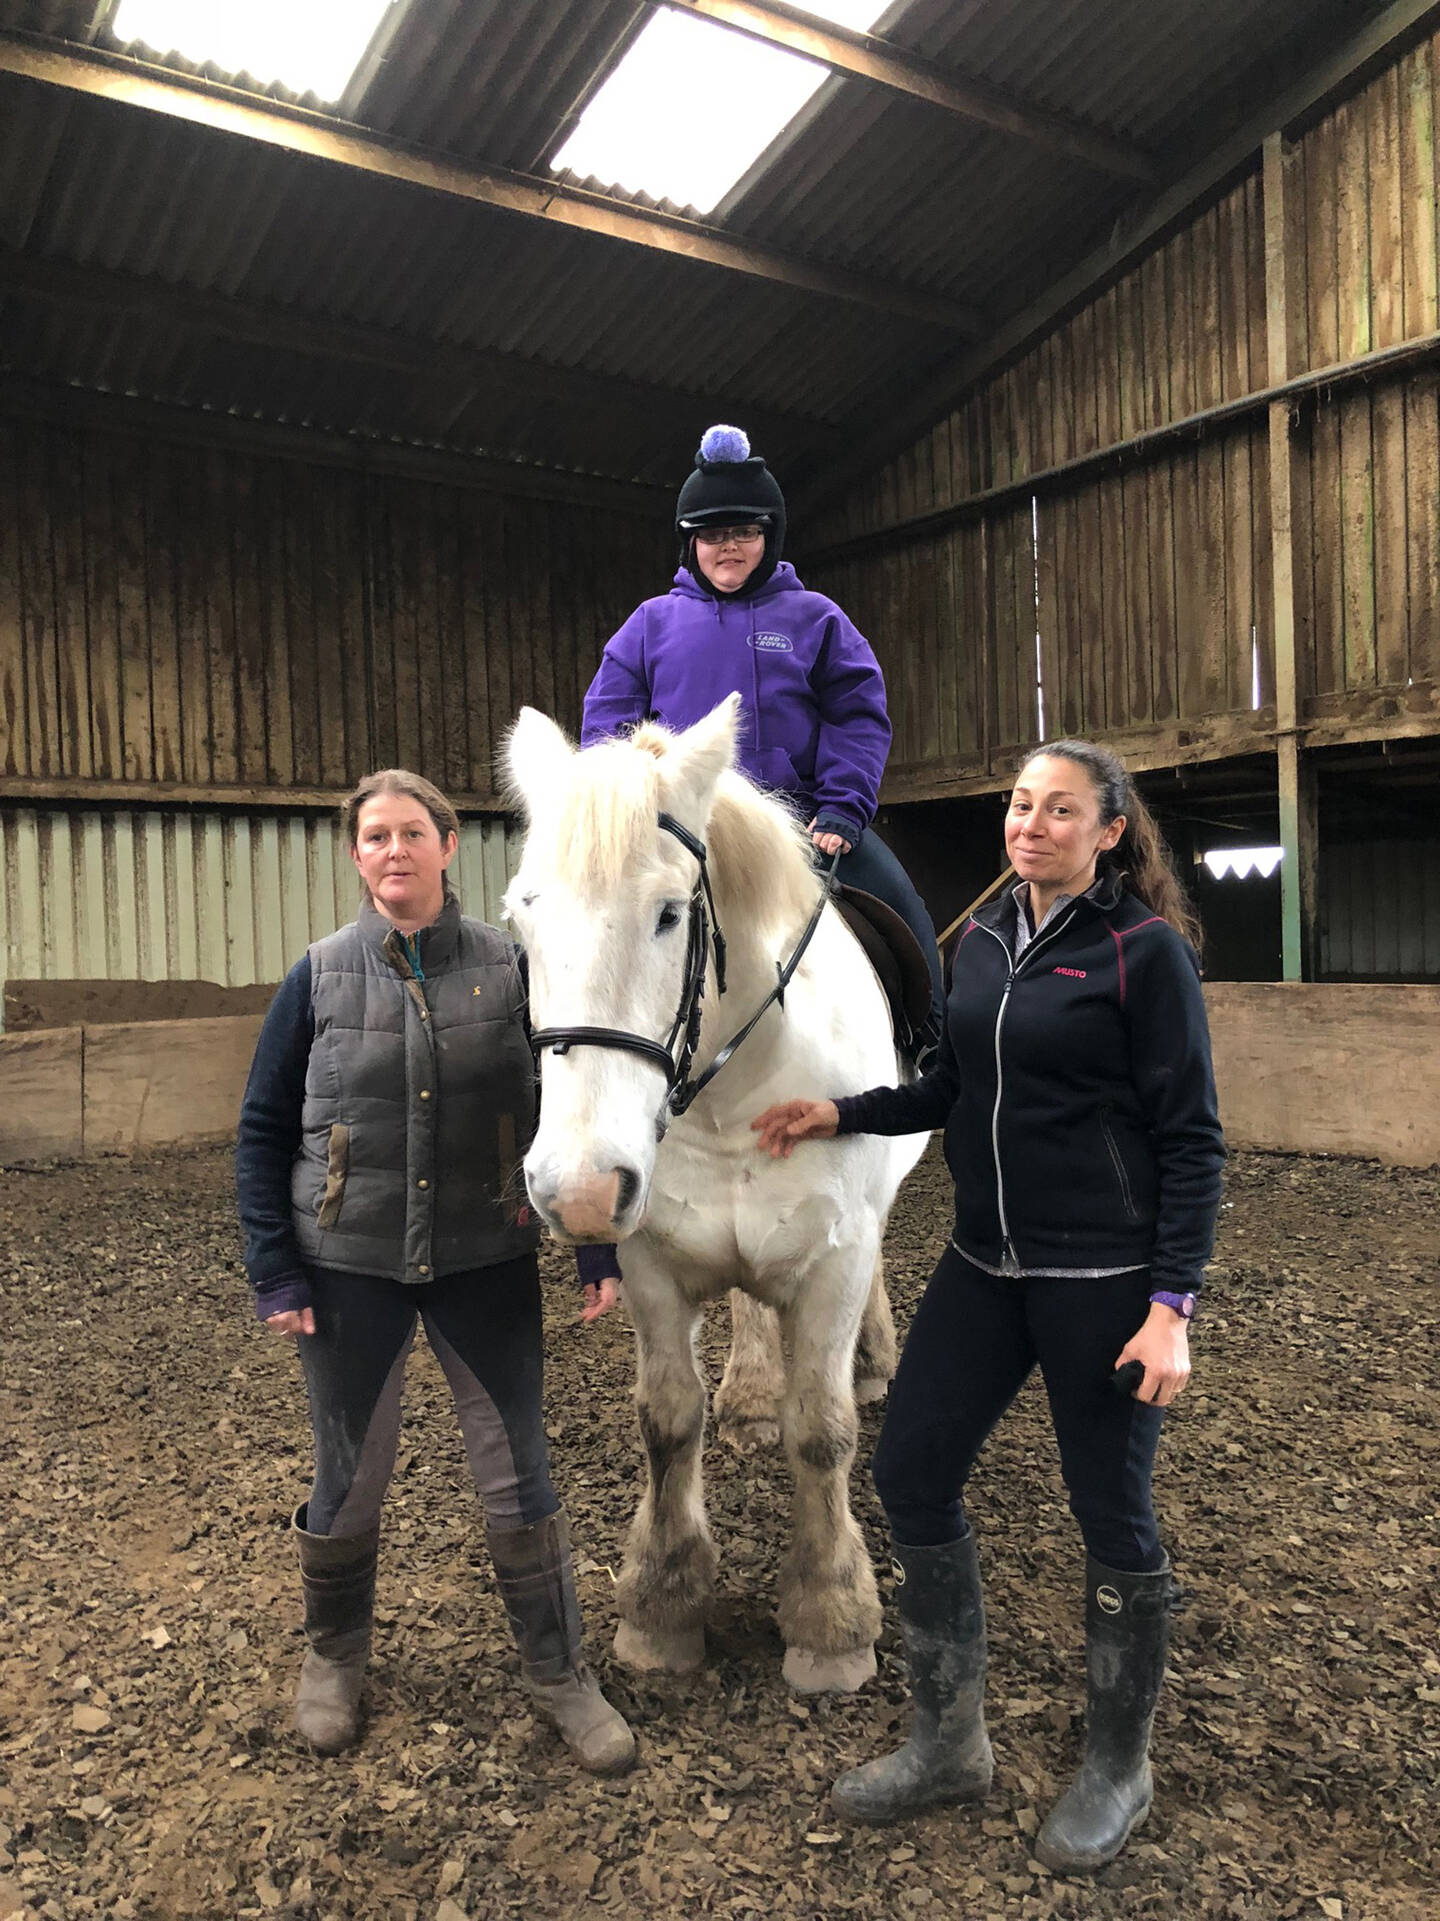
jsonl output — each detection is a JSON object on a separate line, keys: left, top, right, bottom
{"left": 525, "top": 1168, "right": 555, "bottom": 1214}
{"left": 616, "top": 1164, "right": 642, "bottom": 1218}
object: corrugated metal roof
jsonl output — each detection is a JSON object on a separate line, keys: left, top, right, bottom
{"left": 0, "top": 0, "right": 1408, "bottom": 489}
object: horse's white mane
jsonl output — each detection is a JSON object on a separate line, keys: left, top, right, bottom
{"left": 707, "top": 770, "right": 821, "bottom": 935}
{"left": 518, "top": 719, "right": 820, "bottom": 935}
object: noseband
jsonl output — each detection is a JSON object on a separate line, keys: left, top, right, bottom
{"left": 529, "top": 812, "right": 833, "bottom": 1138}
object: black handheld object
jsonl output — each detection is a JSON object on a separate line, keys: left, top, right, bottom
{"left": 1111, "top": 1359, "right": 1146, "bottom": 1398}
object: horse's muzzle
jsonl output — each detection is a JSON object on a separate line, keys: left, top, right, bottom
{"left": 528, "top": 1162, "right": 644, "bottom": 1241}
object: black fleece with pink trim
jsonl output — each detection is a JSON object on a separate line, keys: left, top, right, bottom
{"left": 834, "top": 872, "right": 1224, "bottom": 1293}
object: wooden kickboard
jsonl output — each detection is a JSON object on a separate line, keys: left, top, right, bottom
{"left": 82, "top": 1015, "right": 265, "bottom": 1150}
{"left": 0, "top": 1026, "right": 84, "bottom": 1163}
{"left": 1205, "top": 982, "right": 1440, "bottom": 1166}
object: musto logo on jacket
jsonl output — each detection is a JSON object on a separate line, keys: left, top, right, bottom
{"left": 749, "top": 631, "right": 794, "bottom": 651}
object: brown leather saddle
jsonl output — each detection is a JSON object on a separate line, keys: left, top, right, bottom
{"left": 832, "top": 884, "right": 934, "bottom": 1050}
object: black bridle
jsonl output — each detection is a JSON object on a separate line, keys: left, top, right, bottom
{"left": 529, "top": 811, "right": 835, "bottom": 1137}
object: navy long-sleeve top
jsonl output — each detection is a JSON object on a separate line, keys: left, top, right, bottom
{"left": 835, "top": 874, "right": 1225, "bottom": 1294}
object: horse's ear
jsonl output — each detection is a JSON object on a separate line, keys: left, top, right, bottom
{"left": 660, "top": 695, "right": 738, "bottom": 814}
{"left": 505, "top": 707, "right": 574, "bottom": 816}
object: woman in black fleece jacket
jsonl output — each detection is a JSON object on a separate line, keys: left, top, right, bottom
{"left": 753, "top": 740, "right": 1224, "bottom": 1875}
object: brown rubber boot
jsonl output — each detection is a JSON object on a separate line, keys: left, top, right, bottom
{"left": 487, "top": 1509, "right": 636, "bottom": 1775}
{"left": 292, "top": 1504, "right": 378, "bottom": 1754}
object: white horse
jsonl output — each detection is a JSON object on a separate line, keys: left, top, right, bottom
{"left": 504, "top": 697, "right": 926, "bottom": 1693}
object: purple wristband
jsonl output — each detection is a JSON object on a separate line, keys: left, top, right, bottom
{"left": 1149, "top": 1290, "right": 1197, "bottom": 1320}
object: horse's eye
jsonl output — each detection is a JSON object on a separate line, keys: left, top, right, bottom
{"left": 656, "top": 901, "right": 682, "bottom": 935}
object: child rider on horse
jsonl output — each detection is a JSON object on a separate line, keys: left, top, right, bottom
{"left": 580, "top": 424, "right": 943, "bottom": 1063}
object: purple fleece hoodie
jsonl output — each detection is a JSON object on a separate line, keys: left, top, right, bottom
{"left": 581, "top": 563, "right": 891, "bottom": 843}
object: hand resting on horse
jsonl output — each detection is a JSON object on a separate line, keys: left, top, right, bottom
{"left": 751, "top": 1098, "right": 841, "bottom": 1158}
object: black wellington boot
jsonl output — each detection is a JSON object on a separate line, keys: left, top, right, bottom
{"left": 831, "top": 1533, "right": 993, "bottom": 1824}
{"left": 487, "top": 1509, "right": 636, "bottom": 1775}
{"left": 1035, "top": 1557, "right": 1171, "bottom": 1874}
{"left": 292, "top": 1504, "right": 379, "bottom": 1754}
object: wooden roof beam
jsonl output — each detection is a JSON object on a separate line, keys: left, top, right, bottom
{"left": 0, "top": 371, "right": 674, "bottom": 518}
{"left": 0, "top": 31, "right": 982, "bottom": 337}
{"left": 0, "top": 244, "right": 842, "bottom": 457}
{"left": 664, "top": 0, "right": 1158, "bottom": 184}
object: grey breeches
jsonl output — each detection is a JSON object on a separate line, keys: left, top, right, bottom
{"left": 296, "top": 1254, "right": 558, "bottom": 1538}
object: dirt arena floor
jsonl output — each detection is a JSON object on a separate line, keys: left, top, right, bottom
{"left": 1, "top": 1140, "right": 1436, "bottom": 1921}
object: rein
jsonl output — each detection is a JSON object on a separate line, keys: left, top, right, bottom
{"left": 529, "top": 811, "right": 836, "bottom": 1138}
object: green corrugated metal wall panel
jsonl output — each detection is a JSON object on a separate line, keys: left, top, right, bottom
{"left": 0, "top": 806, "right": 524, "bottom": 1024}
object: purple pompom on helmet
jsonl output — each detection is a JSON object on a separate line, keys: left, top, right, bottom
{"left": 675, "top": 422, "right": 787, "bottom": 595}
{"left": 698, "top": 423, "right": 751, "bottom": 466}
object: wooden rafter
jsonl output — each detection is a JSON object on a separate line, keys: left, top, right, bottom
{"left": 0, "top": 245, "right": 841, "bottom": 456}
{"left": 0, "top": 372, "right": 674, "bottom": 518}
{"left": 0, "top": 31, "right": 982, "bottom": 336}
{"left": 665, "top": 0, "right": 1157, "bottom": 183}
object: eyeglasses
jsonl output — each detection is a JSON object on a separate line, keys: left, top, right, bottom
{"left": 693, "top": 524, "right": 766, "bottom": 547}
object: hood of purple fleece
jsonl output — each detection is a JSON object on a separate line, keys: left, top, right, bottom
{"left": 673, "top": 560, "right": 802, "bottom": 602}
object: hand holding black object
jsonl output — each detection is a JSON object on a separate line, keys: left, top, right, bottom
{"left": 1112, "top": 1358, "right": 1146, "bottom": 1398}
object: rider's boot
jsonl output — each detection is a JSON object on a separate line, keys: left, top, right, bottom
{"left": 907, "top": 1011, "right": 943, "bottom": 1076}
{"left": 831, "top": 1532, "right": 992, "bottom": 1823}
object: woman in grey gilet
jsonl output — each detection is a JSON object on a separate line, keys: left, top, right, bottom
{"left": 236, "top": 767, "right": 633, "bottom": 1772}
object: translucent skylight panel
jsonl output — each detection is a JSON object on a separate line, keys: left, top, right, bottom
{"left": 109, "top": 0, "right": 394, "bottom": 104}
{"left": 550, "top": 3, "right": 885, "bottom": 215}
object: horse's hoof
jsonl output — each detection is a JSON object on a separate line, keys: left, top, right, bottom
{"left": 614, "top": 1618, "right": 706, "bottom": 1673}
{"left": 716, "top": 1414, "right": 782, "bottom": 1453}
{"left": 783, "top": 1643, "right": 877, "bottom": 1695}
{"left": 853, "top": 1376, "right": 890, "bottom": 1406}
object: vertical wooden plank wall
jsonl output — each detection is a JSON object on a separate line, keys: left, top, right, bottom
{"left": 0, "top": 422, "right": 670, "bottom": 801}
{"left": 1296, "top": 35, "right": 1440, "bottom": 735}
{"left": 807, "top": 171, "right": 1273, "bottom": 785}
{"left": 805, "top": 27, "right": 1440, "bottom": 790}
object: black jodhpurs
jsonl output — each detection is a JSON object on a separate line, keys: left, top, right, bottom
{"left": 872, "top": 1246, "right": 1167, "bottom": 1572}
{"left": 296, "top": 1253, "right": 558, "bottom": 1539}
{"left": 835, "top": 827, "right": 944, "bottom": 1041}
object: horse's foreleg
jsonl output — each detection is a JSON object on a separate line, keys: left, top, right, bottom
{"left": 613, "top": 1281, "right": 714, "bottom": 1674}
{"left": 713, "top": 1288, "right": 784, "bottom": 1451}
{"left": 775, "top": 1278, "right": 881, "bottom": 1696}
{"left": 853, "top": 1253, "right": 897, "bottom": 1406}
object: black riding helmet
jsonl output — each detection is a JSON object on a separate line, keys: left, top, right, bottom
{"left": 675, "top": 425, "right": 787, "bottom": 598}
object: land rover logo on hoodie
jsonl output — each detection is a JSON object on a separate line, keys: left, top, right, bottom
{"left": 749, "top": 631, "right": 793, "bottom": 652}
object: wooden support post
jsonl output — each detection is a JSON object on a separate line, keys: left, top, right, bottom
{"left": 1264, "top": 131, "right": 1319, "bottom": 980}
{"left": 1277, "top": 743, "right": 1319, "bottom": 977}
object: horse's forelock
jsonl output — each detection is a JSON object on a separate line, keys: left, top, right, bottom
{"left": 528, "top": 727, "right": 818, "bottom": 927}
{"left": 533, "top": 734, "right": 667, "bottom": 894}
{"left": 628, "top": 720, "right": 673, "bottom": 761}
